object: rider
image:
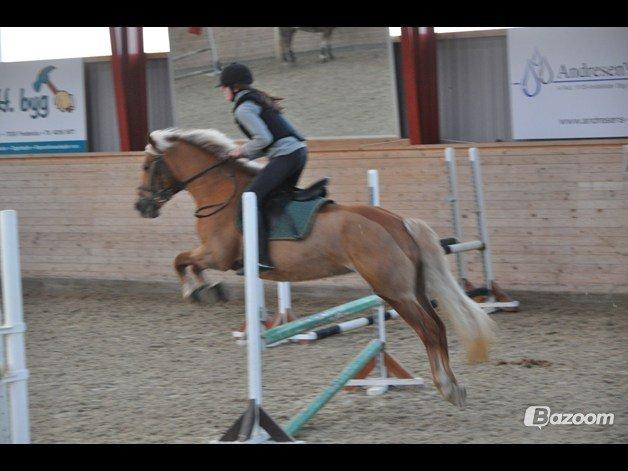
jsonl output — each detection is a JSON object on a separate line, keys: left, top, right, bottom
{"left": 218, "top": 62, "right": 307, "bottom": 272}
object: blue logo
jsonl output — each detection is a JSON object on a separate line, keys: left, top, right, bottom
{"left": 520, "top": 48, "right": 554, "bottom": 97}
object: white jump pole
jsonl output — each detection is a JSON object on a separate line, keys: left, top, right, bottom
{"left": 444, "top": 147, "right": 468, "bottom": 283}
{"left": 0, "top": 210, "right": 30, "bottom": 444}
{"left": 468, "top": 148, "right": 494, "bottom": 294}
{"left": 366, "top": 170, "right": 388, "bottom": 396}
{"left": 242, "top": 193, "right": 265, "bottom": 441}
{"left": 277, "top": 282, "right": 291, "bottom": 323}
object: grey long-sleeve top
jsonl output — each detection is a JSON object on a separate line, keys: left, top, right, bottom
{"left": 233, "top": 90, "right": 306, "bottom": 160}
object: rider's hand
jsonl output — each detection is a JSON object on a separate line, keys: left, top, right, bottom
{"left": 227, "top": 146, "right": 243, "bottom": 158}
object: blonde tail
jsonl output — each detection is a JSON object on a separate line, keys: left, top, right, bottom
{"left": 403, "top": 218, "right": 496, "bottom": 363}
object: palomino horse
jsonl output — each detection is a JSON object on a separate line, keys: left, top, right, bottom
{"left": 134, "top": 128, "right": 496, "bottom": 409}
{"left": 278, "top": 27, "right": 336, "bottom": 63}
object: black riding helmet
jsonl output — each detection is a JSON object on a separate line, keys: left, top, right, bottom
{"left": 216, "top": 62, "right": 253, "bottom": 89}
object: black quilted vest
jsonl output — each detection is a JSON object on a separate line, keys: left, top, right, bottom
{"left": 233, "top": 90, "right": 304, "bottom": 151}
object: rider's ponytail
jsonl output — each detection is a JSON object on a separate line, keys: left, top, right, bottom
{"left": 233, "top": 84, "right": 284, "bottom": 112}
{"left": 256, "top": 89, "right": 284, "bottom": 113}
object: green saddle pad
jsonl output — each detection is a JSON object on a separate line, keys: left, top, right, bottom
{"left": 236, "top": 197, "right": 332, "bottom": 241}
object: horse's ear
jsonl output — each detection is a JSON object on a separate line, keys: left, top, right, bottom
{"left": 147, "top": 134, "right": 157, "bottom": 151}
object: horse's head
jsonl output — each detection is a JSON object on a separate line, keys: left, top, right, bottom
{"left": 135, "top": 137, "right": 184, "bottom": 219}
{"left": 135, "top": 128, "right": 260, "bottom": 219}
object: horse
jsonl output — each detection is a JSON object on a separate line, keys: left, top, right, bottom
{"left": 134, "top": 128, "right": 496, "bottom": 409}
{"left": 278, "top": 27, "right": 336, "bottom": 63}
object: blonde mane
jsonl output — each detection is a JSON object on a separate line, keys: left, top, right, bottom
{"left": 146, "top": 128, "right": 264, "bottom": 174}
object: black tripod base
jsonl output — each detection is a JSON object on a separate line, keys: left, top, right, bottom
{"left": 220, "top": 400, "right": 294, "bottom": 443}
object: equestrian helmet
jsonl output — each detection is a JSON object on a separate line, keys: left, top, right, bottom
{"left": 217, "top": 62, "right": 253, "bottom": 88}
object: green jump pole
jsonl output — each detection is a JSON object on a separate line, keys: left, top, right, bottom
{"left": 283, "top": 339, "right": 384, "bottom": 437}
{"left": 264, "top": 294, "right": 383, "bottom": 345}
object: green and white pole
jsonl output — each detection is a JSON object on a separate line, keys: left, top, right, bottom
{"left": 284, "top": 339, "right": 384, "bottom": 437}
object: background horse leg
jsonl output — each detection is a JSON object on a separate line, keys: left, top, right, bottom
{"left": 279, "top": 27, "right": 297, "bottom": 63}
{"left": 320, "top": 28, "right": 334, "bottom": 61}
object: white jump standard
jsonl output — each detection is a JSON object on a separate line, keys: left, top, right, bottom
{"left": 0, "top": 210, "right": 30, "bottom": 444}
{"left": 220, "top": 193, "right": 423, "bottom": 443}
{"left": 443, "top": 147, "right": 519, "bottom": 314}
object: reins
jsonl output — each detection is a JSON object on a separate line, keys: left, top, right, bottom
{"left": 138, "top": 152, "right": 239, "bottom": 219}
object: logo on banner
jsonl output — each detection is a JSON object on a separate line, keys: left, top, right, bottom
{"left": 520, "top": 48, "right": 554, "bottom": 97}
{"left": 32, "top": 65, "right": 75, "bottom": 113}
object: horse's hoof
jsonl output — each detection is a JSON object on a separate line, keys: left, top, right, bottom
{"left": 442, "top": 383, "right": 467, "bottom": 409}
{"left": 182, "top": 286, "right": 196, "bottom": 302}
{"left": 212, "top": 282, "right": 230, "bottom": 303}
{"left": 188, "top": 283, "right": 229, "bottom": 305}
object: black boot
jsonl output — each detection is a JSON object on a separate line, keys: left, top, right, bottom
{"left": 236, "top": 209, "right": 274, "bottom": 276}
{"left": 257, "top": 209, "right": 275, "bottom": 272}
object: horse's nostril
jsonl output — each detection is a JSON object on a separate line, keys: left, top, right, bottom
{"left": 135, "top": 199, "right": 147, "bottom": 212}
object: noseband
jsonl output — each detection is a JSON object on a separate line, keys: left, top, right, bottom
{"left": 138, "top": 153, "right": 237, "bottom": 218}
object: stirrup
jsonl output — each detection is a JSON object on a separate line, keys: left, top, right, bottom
{"left": 236, "top": 262, "right": 275, "bottom": 276}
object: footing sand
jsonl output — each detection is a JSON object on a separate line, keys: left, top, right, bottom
{"left": 20, "top": 281, "right": 626, "bottom": 443}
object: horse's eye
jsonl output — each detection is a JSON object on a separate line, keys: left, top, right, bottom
{"left": 143, "top": 163, "right": 150, "bottom": 171}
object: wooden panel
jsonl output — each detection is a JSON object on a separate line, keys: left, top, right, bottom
{"left": 0, "top": 139, "right": 626, "bottom": 294}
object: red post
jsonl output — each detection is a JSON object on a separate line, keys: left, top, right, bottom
{"left": 109, "top": 27, "right": 148, "bottom": 151}
{"left": 399, "top": 27, "right": 440, "bottom": 144}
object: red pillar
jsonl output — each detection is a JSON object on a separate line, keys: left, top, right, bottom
{"left": 109, "top": 27, "right": 148, "bottom": 151}
{"left": 400, "top": 27, "right": 440, "bottom": 144}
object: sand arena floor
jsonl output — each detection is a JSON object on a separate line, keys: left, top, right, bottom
{"left": 18, "top": 280, "right": 626, "bottom": 444}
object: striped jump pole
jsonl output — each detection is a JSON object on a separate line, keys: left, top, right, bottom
{"left": 263, "top": 295, "right": 384, "bottom": 345}
{"left": 289, "top": 310, "right": 399, "bottom": 342}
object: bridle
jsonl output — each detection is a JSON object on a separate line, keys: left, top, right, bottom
{"left": 137, "top": 152, "right": 238, "bottom": 218}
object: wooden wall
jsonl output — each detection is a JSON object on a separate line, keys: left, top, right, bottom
{"left": 0, "top": 138, "right": 626, "bottom": 294}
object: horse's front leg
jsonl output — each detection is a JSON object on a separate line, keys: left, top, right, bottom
{"left": 190, "top": 265, "right": 230, "bottom": 304}
{"left": 174, "top": 250, "right": 228, "bottom": 305}
{"left": 174, "top": 250, "right": 200, "bottom": 301}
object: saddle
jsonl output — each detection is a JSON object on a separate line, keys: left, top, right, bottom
{"left": 263, "top": 178, "right": 331, "bottom": 239}
{"left": 236, "top": 178, "right": 333, "bottom": 241}
{"left": 290, "top": 177, "right": 329, "bottom": 202}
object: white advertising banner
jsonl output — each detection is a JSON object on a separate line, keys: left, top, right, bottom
{"left": 0, "top": 58, "right": 87, "bottom": 155}
{"left": 508, "top": 27, "right": 628, "bottom": 139}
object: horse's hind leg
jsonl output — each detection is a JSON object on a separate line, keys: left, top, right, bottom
{"left": 380, "top": 294, "right": 466, "bottom": 409}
